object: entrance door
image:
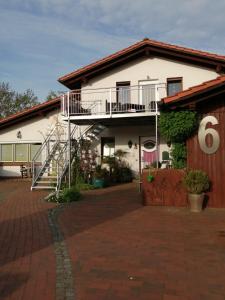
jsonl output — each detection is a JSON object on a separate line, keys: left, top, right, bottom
{"left": 139, "top": 80, "right": 159, "bottom": 111}
{"left": 141, "top": 137, "right": 157, "bottom": 169}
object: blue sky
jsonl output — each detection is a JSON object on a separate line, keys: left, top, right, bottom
{"left": 1, "top": 0, "right": 225, "bottom": 101}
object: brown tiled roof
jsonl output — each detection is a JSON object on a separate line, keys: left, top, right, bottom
{"left": 163, "top": 76, "right": 225, "bottom": 104}
{"left": 58, "top": 38, "right": 225, "bottom": 85}
{"left": 0, "top": 97, "right": 60, "bottom": 129}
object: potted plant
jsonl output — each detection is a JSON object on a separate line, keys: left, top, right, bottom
{"left": 93, "top": 165, "right": 109, "bottom": 188}
{"left": 183, "top": 170, "right": 210, "bottom": 212}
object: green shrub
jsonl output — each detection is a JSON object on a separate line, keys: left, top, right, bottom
{"left": 183, "top": 170, "right": 210, "bottom": 194}
{"left": 57, "top": 186, "right": 81, "bottom": 203}
{"left": 112, "top": 165, "right": 133, "bottom": 183}
{"left": 171, "top": 143, "right": 187, "bottom": 169}
{"left": 159, "top": 111, "right": 198, "bottom": 169}
{"left": 93, "top": 165, "right": 110, "bottom": 179}
{"left": 76, "top": 183, "right": 95, "bottom": 191}
{"left": 159, "top": 111, "right": 198, "bottom": 143}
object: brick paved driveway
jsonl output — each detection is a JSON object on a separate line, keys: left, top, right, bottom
{"left": 59, "top": 183, "right": 225, "bottom": 300}
{"left": 0, "top": 179, "right": 55, "bottom": 300}
{"left": 1, "top": 179, "right": 225, "bottom": 300}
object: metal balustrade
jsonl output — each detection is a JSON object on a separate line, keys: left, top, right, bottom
{"left": 61, "top": 84, "right": 166, "bottom": 117}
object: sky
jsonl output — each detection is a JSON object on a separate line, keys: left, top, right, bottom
{"left": 0, "top": 0, "right": 225, "bottom": 101}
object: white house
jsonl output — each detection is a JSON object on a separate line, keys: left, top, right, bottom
{"left": 1, "top": 38, "right": 225, "bottom": 191}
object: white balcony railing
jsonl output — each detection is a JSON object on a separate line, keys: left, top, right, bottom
{"left": 61, "top": 84, "right": 166, "bottom": 117}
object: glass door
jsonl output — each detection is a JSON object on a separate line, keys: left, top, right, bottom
{"left": 139, "top": 80, "right": 159, "bottom": 111}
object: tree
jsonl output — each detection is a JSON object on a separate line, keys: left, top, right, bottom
{"left": 46, "top": 90, "right": 64, "bottom": 101}
{"left": 0, "top": 82, "right": 39, "bottom": 119}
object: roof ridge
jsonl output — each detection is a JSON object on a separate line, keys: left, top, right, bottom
{"left": 0, "top": 96, "right": 60, "bottom": 125}
{"left": 58, "top": 38, "right": 225, "bottom": 84}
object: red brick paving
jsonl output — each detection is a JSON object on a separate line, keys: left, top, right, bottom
{"left": 1, "top": 179, "right": 225, "bottom": 300}
{"left": 59, "top": 182, "right": 225, "bottom": 300}
{"left": 0, "top": 179, "right": 56, "bottom": 300}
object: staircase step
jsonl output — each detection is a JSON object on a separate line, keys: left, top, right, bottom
{"left": 32, "top": 186, "right": 56, "bottom": 190}
{"left": 36, "top": 181, "right": 57, "bottom": 184}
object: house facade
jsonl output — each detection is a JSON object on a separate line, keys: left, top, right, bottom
{"left": 1, "top": 38, "right": 225, "bottom": 192}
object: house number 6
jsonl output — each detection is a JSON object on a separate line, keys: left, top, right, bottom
{"left": 198, "top": 116, "right": 220, "bottom": 154}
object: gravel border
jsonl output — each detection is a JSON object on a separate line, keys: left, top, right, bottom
{"left": 48, "top": 205, "right": 75, "bottom": 300}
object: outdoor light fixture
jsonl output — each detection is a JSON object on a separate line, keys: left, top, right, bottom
{"left": 17, "top": 131, "right": 22, "bottom": 139}
{"left": 128, "top": 140, "right": 133, "bottom": 149}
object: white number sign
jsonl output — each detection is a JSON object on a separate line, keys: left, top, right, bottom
{"left": 198, "top": 116, "right": 220, "bottom": 154}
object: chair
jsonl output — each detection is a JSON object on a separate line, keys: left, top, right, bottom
{"left": 20, "top": 165, "right": 28, "bottom": 178}
{"left": 161, "top": 151, "right": 171, "bottom": 168}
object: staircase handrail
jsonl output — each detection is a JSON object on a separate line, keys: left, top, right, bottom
{"left": 31, "top": 123, "right": 68, "bottom": 186}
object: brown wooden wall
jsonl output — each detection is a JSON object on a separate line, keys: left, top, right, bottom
{"left": 142, "top": 169, "right": 187, "bottom": 207}
{"left": 187, "top": 95, "right": 225, "bottom": 208}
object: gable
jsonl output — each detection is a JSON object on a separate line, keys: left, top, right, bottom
{"left": 81, "top": 56, "right": 218, "bottom": 92}
{"left": 58, "top": 38, "right": 225, "bottom": 90}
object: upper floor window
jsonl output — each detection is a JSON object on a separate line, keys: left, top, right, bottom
{"left": 167, "top": 77, "right": 183, "bottom": 96}
{"left": 116, "top": 81, "right": 130, "bottom": 104}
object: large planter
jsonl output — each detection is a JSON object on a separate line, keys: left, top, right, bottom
{"left": 93, "top": 178, "right": 105, "bottom": 188}
{"left": 188, "top": 193, "right": 204, "bottom": 212}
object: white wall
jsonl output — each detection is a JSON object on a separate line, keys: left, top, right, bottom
{"left": 0, "top": 109, "right": 65, "bottom": 177}
{"left": 0, "top": 110, "right": 66, "bottom": 143}
{"left": 82, "top": 56, "right": 218, "bottom": 97}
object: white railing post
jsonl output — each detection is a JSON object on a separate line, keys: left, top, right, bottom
{"left": 62, "top": 94, "right": 65, "bottom": 115}
{"left": 67, "top": 91, "right": 70, "bottom": 117}
{"left": 109, "top": 88, "right": 112, "bottom": 117}
{"left": 155, "top": 99, "right": 159, "bottom": 168}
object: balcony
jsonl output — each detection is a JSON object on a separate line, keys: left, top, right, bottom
{"left": 61, "top": 83, "right": 166, "bottom": 121}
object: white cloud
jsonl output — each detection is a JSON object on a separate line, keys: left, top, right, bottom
{"left": 0, "top": 0, "right": 225, "bottom": 100}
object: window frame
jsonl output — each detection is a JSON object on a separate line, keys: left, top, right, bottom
{"left": 15, "top": 143, "right": 29, "bottom": 162}
{"left": 0, "top": 144, "right": 14, "bottom": 162}
{"left": 101, "top": 137, "right": 115, "bottom": 158}
{"left": 0, "top": 142, "right": 42, "bottom": 163}
{"left": 167, "top": 77, "right": 183, "bottom": 97}
{"left": 116, "top": 81, "right": 131, "bottom": 104}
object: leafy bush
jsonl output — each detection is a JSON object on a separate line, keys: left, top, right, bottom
{"left": 76, "top": 183, "right": 95, "bottom": 191}
{"left": 171, "top": 143, "right": 187, "bottom": 169}
{"left": 57, "top": 186, "right": 81, "bottom": 203}
{"left": 159, "top": 111, "right": 198, "bottom": 143}
{"left": 183, "top": 170, "right": 210, "bottom": 194}
{"left": 93, "top": 165, "right": 110, "bottom": 179}
{"left": 159, "top": 111, "right": 198, "bottom": 169}
{"left": 112, "top": 165, "right": 133, "bottom": 183}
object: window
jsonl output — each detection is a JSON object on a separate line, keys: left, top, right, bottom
{"left": 30, "top": 143, "right": 42, "bottom": 161}
{"left": 116, "top": 81, "right": 130, "bottom": 104}
{"left": 101, "top": 137, "right": 115, "bottom": 157}
{"left": 167, "top": 78, "right": 182, "bottom": 96}
{"left": 15, "top": 144, "right": 29, "bottom": 162}
{"left": 0, "top": 144, "right": 13, "bottom": 161}
{"left": 0, "top": 143, "right": 42, "bottom": 162}
{"left": 143, "top": 140, "right": 156, "bottom": 151}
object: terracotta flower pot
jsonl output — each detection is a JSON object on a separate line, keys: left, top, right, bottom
{"left": 188, "top": 193, "right": 204, "bottom": 212}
